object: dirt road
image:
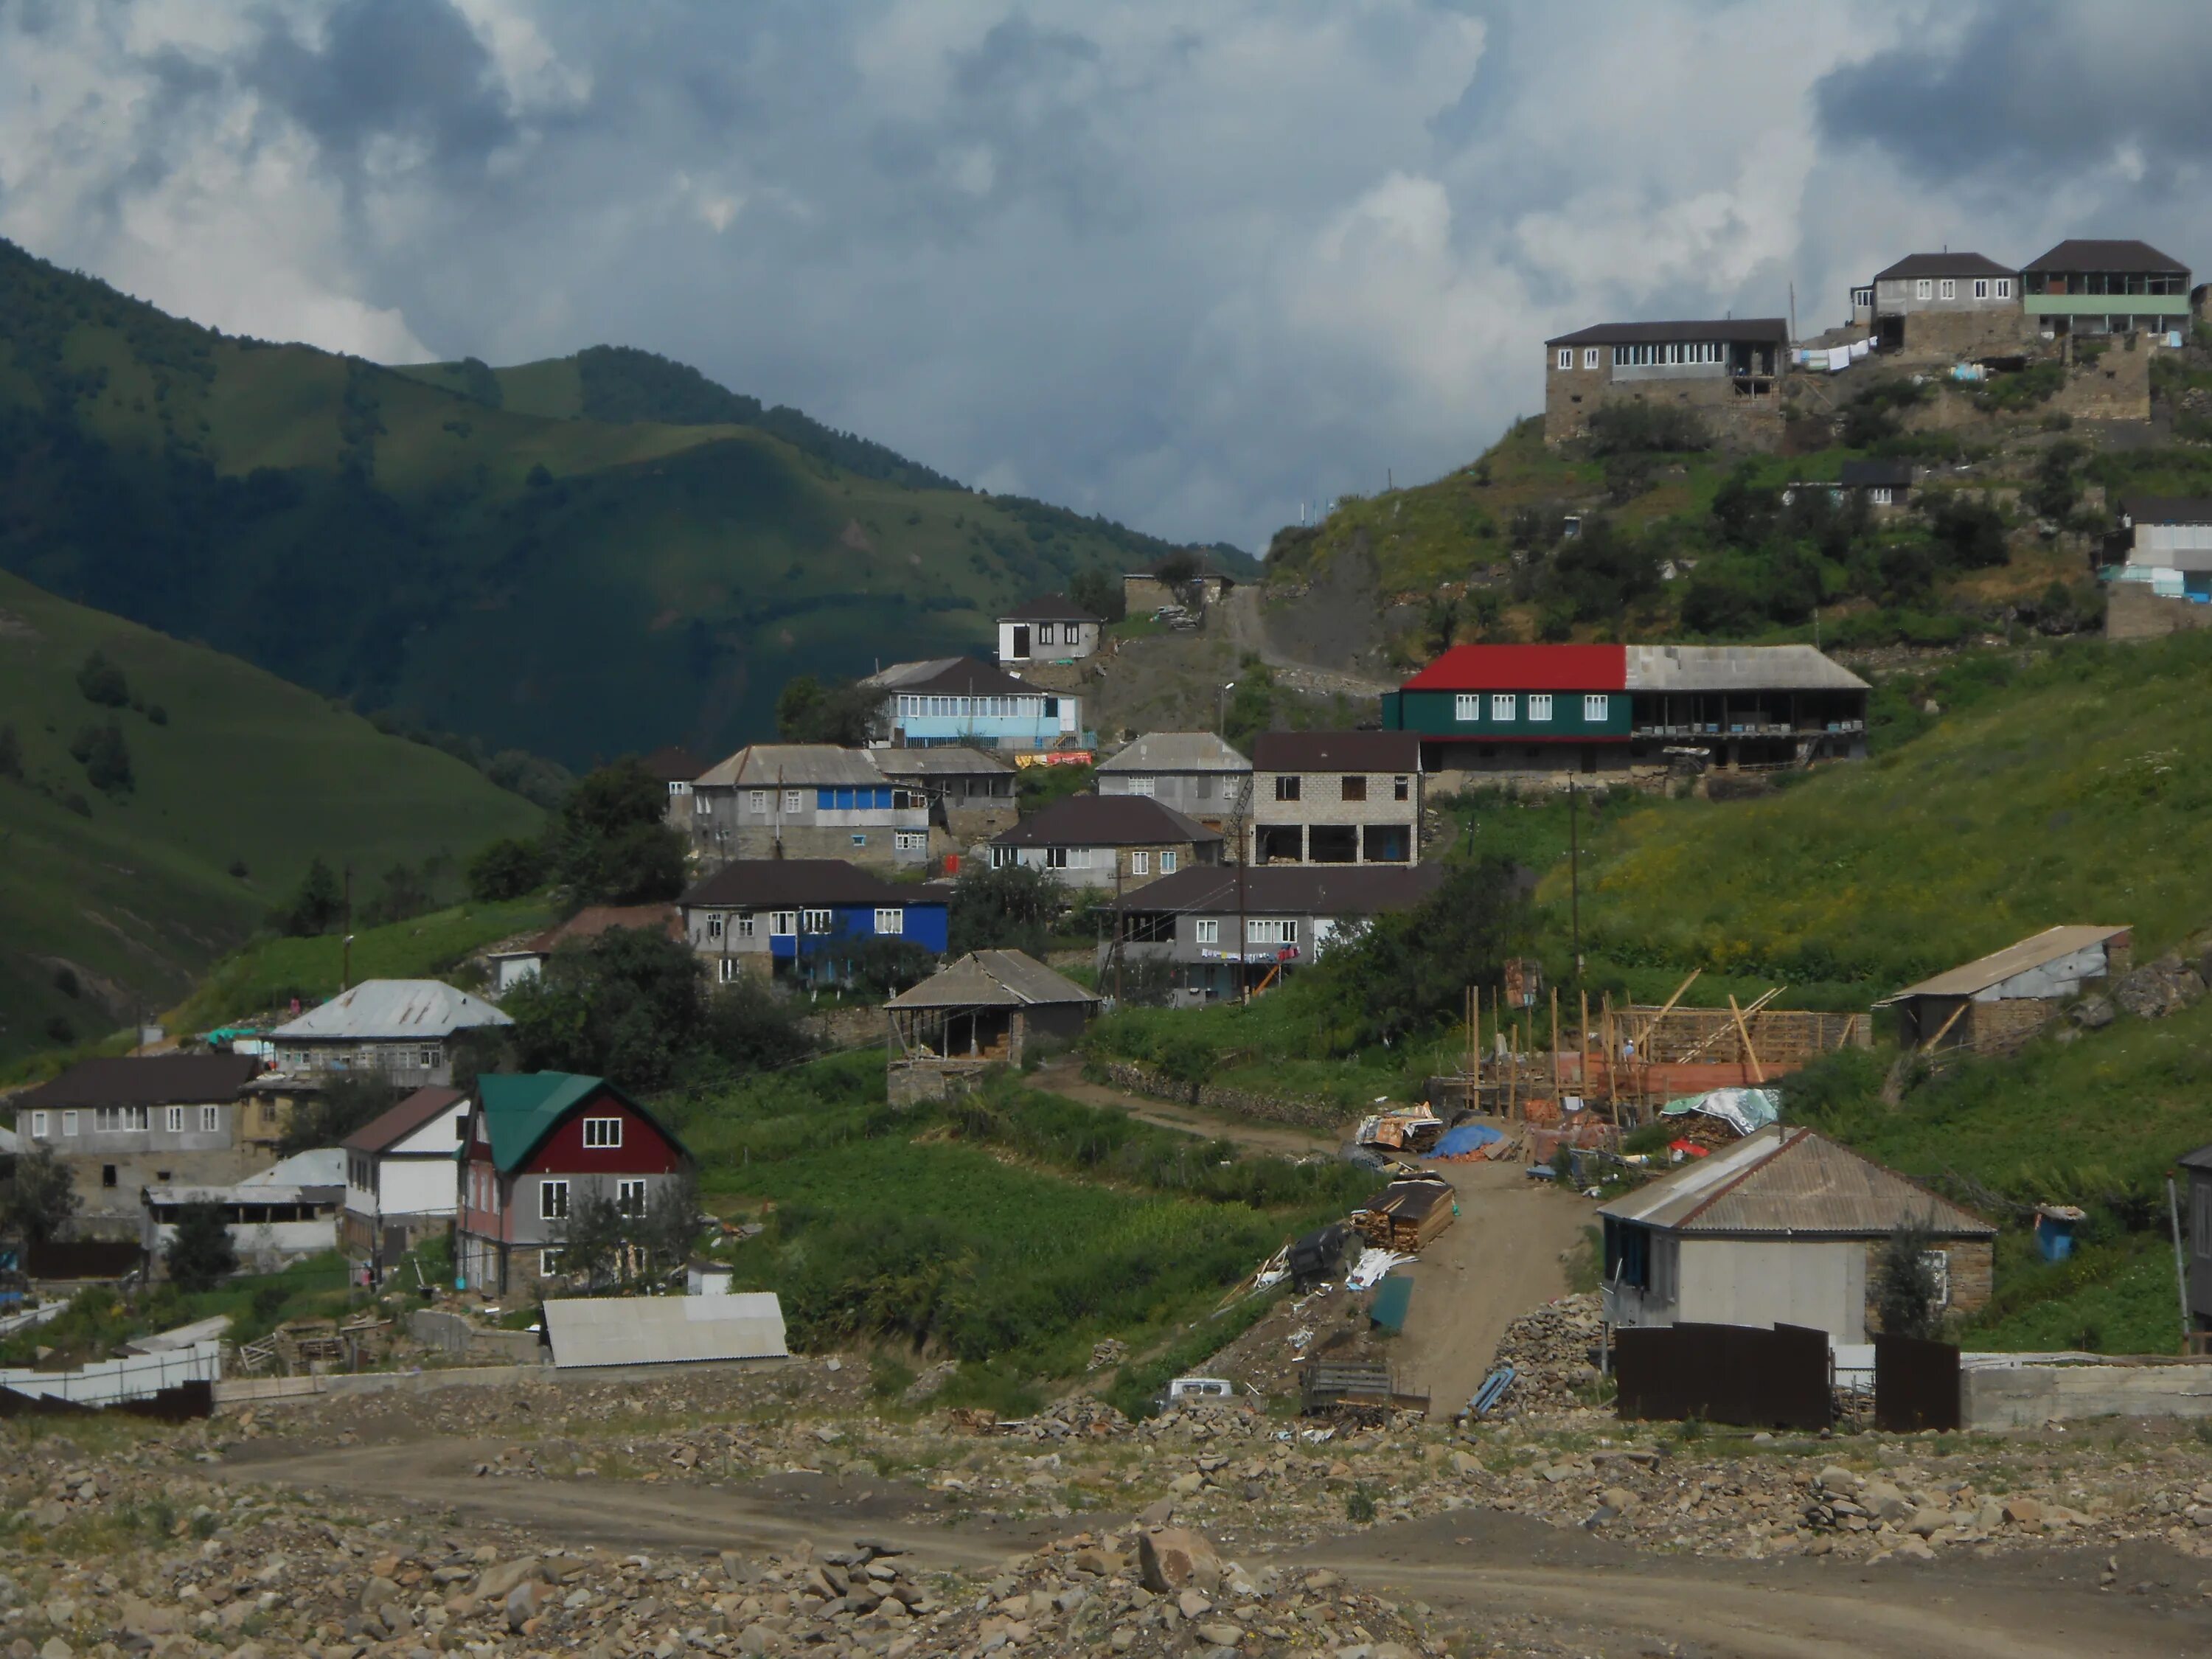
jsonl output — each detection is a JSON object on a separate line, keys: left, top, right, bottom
{"left": 1388, "top": 1157, "right": 1587, "bottom": 1416}
{"left": 1304, "top": 1507, "right": 2212, "bottom": 1658}
{"left": 1029, "top": 1062, "right": 1345, "bottom": 1158}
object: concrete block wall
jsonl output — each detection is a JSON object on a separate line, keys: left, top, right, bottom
{"left": 1964, "top": 1359, "right": 2212, "bottom": 1430}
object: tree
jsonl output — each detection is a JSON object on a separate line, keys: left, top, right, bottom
{"left": 364, "top": 860, "right": 434, "bottom": 925}
{"left": 274, "top": 855, "right": 344, "bottom": 937}
{"left": 1151, "top": 550, "right": 1204, "bottom": 588}
{"left": 0, "top": 722, "right": 21, "bottom": 782}
{"left": 506, "top": 928, "right": 708, "bottom": 1091}
{"left": 277, "top": 1071, "right": 399, "bottom": 1158}
{"left": 468, "top": 835, "right": 546, "bottom": 901}
{"left": 701, "top": 975, "right": 816, "bottom": 1071}
{"left": 774, "top": 675, "right": 879, "bottom": 746}
{"left": 548, "top": 1169, "right": 703, "bottom": 1291}
{"left": 1927, "top": 495, "right": 2009, "bottom": 571}
{"left": 1071, "top": 567, "right": 1126, "bottom": 625}
{"left": 947, "top": 863, "right": 1065, "bottom": 957}
{"left": 550, "top": 759, "right": 687, "bottom": 908}
{"left": 75, "top": 648, "right": 129, "bottom": 708}
{"left": 7, "top": 1144, "right": 79, "bottom": 1247}
{"left": 69, "top": 721, "right": 133, "bottom": 793}
{"left": 1304, "top": 858, "right": 1531, "bottom": 1048}
{"left": 166, "top": 1200, "right": 239, "bottom": 1292}
{"left": 1873, "top": 1222, "right": 1945, "bottom": 1339}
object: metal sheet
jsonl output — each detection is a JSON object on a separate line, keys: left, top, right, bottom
{"left": 543, "top": 1293, "right": 788, "bottom": 1369}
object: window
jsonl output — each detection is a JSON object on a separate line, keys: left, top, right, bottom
{"left": 95, "top": 1107, "right": 149, "bottom": 1133}
{"left": 102, "top": 1164, "right": 117, "bottom": 1189}
{"left": 539, "top": 1180, "right": 568, "bottom": 1221}
{"left": 707, "top": 913, "right": 724, "bottom": 940}
{"left": 851, "top": 833, "right": 868, "bottom": 847}
{"left": 1584, "top": 693, "right": 1609, "bottom": 721}
{"left": 1491, "top": 693, "right": 1516, "bottom": 720}
{"left": 419, "top": 1047, "right": 438, "bottom": 1071}
{"left": 1046, "top": 846, "right": 1071, "bottom": 869}
{"left": 874, "top": 907, "right": 904, "bottom": 935}
{"left": 1871, "top": 487, "right": 1893, "bottom": 507}
{"left": 1996, "top": 278, "right": 2011, "bottom": 299}
{"left": 1274, "top": 775, "right": 1301, "bottom": 802}
{"left": 1939, "top": 279, "right": 1955, "bottom": 300}
{"left": 161, "top": 1105, "right": 181, "bottom": 1133}
{"left": 770, "top": 911, "right": 798, "bottom": 936}
{"left": 990, "top": 846, "right": 1014, "bottom": 869}
{"left": 1555, "top": 347, "right": 1571, "bottom": 369}
{"left": 720, "top": 957, "right": 742, "bottom": 984}
{"left": 617, "top": 1179, "right": 647, "bottom": 1217}
{"left": 1247, "top": 919, "right": 1299, "bottom": 946}
{"left": 695, "top": 792, "right": 712, "bottom": 815}
{"left": 62, "top": 1111, "right": 77, "bottom": 1137}
{"left": 1915, "top": 278, "right": 1932, "bottom": 301}
{"left": 30, "top": 1111, "right": 47, "bottom": 1139}
{"left": 802, "top": 908, "right": 832, "bottom": 933}
{"left": 1126, "top": 776, "right": 1155, "bottom": 796}
{"left": 748, "top": 789, "right": 767, "bottom": 813}
{"left": 1394, "top": 776, "right": 1410, "bottom": 801}
{"left": 1161, "top": 851, "right": 1178, "bottom": 873}
{"left": 455, "top": 1115, "right": 467, "bottom": 1142}
{"left": 895, "top": 831, "right": 927, "bottom": 851}
{"left": 1341, "top": 775, "right": 1366, "bottom": 802}
{"left": 737, "top": 914, "right": 756, "bottom": 939}
{"left": 540, "top": 1249, "right": 564, "bottom": 1278}
{"left": 582, "top": 1117, "right": 623, "bottom": 1150}
{"left": 1922, "top": 1250, "right": 1952, "bottom": 1309}
{"left": 1038, "top": 624, "right": 1056, "bottom": 646}
{"left": 1582, "top": 346, "right": 1599, "bottom": 369}
{"left": 1454, "top": 693, "right": 1479, "bottom": 721}
{"left": 784, "top": 789, "right": 801, "bottom": 813}
{"left": 1528, "top": 694, "right": 1553, "bottom": 723}
{"left": 1972, "top": 278, "right": 1989, "bottom": 300}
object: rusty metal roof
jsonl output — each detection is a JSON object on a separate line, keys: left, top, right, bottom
{"left": 1879, "top": 925, "right": 2130, "bottom": 1003}
{"left": 1599, "top": 1126, "right": 1994, "bottom": 1238}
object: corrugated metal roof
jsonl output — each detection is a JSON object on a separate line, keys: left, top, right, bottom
{"left": 1399, "top": 644, "right": 1627, "bottom": 693}
{"left": 1249, "top": 731, "right": 1422, "bottom": 772}
{"left": 885, "top": 950, "right": 1099, "bottom": 1010}
{"left": 874, "top": 745, "right": 1013, "bottom": 778}
{"left": 1623, "top": 644, "right": 1868, "bottom": 692}
{"left": 1871, "top": 251, "right": 2014, "bottom": 282}
{"left": 1599, "top": 1126, "right": 1994, "bottom": 1238}
{"left": 1839, "top": 460, "right": 1913, "bottom": 489}
{"left": 693, "top": 744, "right": 889, "bottom": 789}
{"left": 240, "top": 1149, "right": 347, "bottom": 1186}
{"left": 473, "top": 1072, "right": 691, "bottom": 1176}
{"left": 1096, "top": 732, "right": 1251, "bottom": 773}
{"left": 990, "top": 793, "right": 1222, "bottom": 848}
{"left": 2121, "top": 496, "right": 2212, "bottom": 526}
{"left": 1545, "top": 318, "right": 1789, "bottom": 347}
{"left": 544, "top": 1293, "right": 789, "bottom": 1368}
{"left": 861, "top": 657, "right": 1039, "bottom": 698}
{"left": 1879, "top": 925, "right": 2131, "bottom": 1002}
{"left": 271, "top": 981, "right": 512, "bottom": 1041}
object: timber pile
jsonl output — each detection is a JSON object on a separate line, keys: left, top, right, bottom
{"left": 1352, "top": 1180, "right": 1456, "bottom": 1251}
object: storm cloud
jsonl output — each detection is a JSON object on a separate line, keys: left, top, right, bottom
{"left": 1, "top": 0, "right": 2202, "bottom": 550}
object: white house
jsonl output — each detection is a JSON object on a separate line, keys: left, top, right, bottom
{"left": 997, "top": 595, "right": 1102, "bottom": 667}
{"left": 341, "top": 1085, "right": 470, "bottom": 1273}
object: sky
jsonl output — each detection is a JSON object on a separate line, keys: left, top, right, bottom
{"left": 2, "top": 0, "right": 2207, "bottom": 552}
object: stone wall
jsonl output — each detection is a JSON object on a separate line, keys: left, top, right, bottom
{"left": 1966, "top": 997, "right": 2061, "bottom": 1057}
{"left": 2107, "top": 582, "right": 2212, "bottom": 642}
{"left": 1964, "top": 1357, "right": 2212, "bottom": 1430}
{"left": 1896, "top": 307, "right": 2037, "bottom": 361}
{"left": 1544, "top": 370, "right": 1785, "bottom": 451}
{"left": 1089, "top": 1059, "right": 1352, "bottom": 1131}
{"left": 2051, "top": 337, "right": 2152, "bottom": 422}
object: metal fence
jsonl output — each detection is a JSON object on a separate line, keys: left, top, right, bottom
{"left": 1874, "top": 1334, "right": 1961, "bottom": 1432}
{"left": 1615, "top": 1322, "right": 1832, "bottom": 1430}
{"left": 0, "top": 1340, "right": 223, "bottom": 1408}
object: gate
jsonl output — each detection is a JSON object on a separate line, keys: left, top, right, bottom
{"left": 1615, "top": 1322, "right": 1832, "bottom": 1430}
{"left": 1874, "top": 1334, "right": 1961, "bottom": 1431}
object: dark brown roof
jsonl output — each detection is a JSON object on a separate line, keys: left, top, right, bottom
{"left": 341, "top": 1086, "right": 467, "bottom": 1155}
{"left": 639, "top": 745, "right": 705, "bottom": 783}
{"left": 877, "top": 657, "right": 1038, "bottom": 698}
{"left": 1362, "top": 1180, "right": 1453, "bottom": 1222}
{"left": 2023, "top": 238, "right": 2187, "bottom": 274}
{"left": 1839, "top": 459, "right": 1913, "bottom": 489}
{"left": 531, "top": 904, "right": 681, "bottom": 953}
{"left": 2122, "top": 496, "right": 2212, "bottom": 525}
{"left": 1251, "top": 730, "right": 1422, "bottom": 772}
{"left": 679, "top": 859, "right": 936, "bottom": 910}
{"left": 990, "top": 793, "right": 1222, "bottom": 849}
{"left": 1112, "top": 863, "right": 1444, "bottom": 916}
{"left": 1000, "top": 594, "right": 1100, "bottom": 624}
{"left": 1871, "top": 251, "right": 2014, "bottom": 282}
{"left": 21, "top": 1054, "right": 262, "bottom": 1109}
{"left": 1545, "top": 318, "right": 1789, "bottom": 348}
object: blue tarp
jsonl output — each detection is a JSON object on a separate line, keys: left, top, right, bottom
{"left": 1427, "top": 1123, "right": 1504, "bottom": 1158}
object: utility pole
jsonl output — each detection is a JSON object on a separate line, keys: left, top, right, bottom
{"left": 341, "top": 865, "right": 353, "bottom": 992}
{"left": 1111, "top": 860, "right": 1124, "bottom": 1009}
{"left": 1568, "top": 780, "right": 1582, "bottom": 982}
{"left": 1233, "top": 774, "right": 1251, "bottom": 1005}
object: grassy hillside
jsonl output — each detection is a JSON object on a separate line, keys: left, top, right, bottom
{"left": 0, "top": 569, "right": 543, "bottom": 1065}
{"left": 0, "top": 237, "right": 1216, "bottom": 768}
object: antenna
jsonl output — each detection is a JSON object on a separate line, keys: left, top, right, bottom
{"left": 1788, "top": 281, "right": 1798, "bottom": 344}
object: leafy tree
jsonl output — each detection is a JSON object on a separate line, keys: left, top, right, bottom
{"left": 1071, "top": 567, "right": 1125, "bottom": 624}
{"left": 506, "top": 928, "right": 707, "bottom": 1091}
{"left": 1873, "top": 1222, "right": 1945, "bottom": 1339}
{"left": 2028, "top": 441, "right": 2085, "bottom": 521}
{"left": 700, "top": 975, "right": 816, "bottom": 1071}
{"left": 166, "top": 1200, "right": 239, "bottom": 1292}
{"left": 1423, "top": 594, "right": 1459, "bottom": 657}
{"left": 468, "top": 835, "right": 546, "bottom": 901}
{"left": 948, "top": 863, "right": 1065, "bottom": 957}
{"left": 1585, "top": 401, "right": 1711, "bottom": 456}
{"left": 1151, "top": 549, "right": 1204, "bottom": 588}
{"left": 773, "top": 674, "right": 879, "bottom": 747}
{"left": 1710, "top": 466, "right": 1780, "bottom": 549}
{"left": 6, "top": 1144, "right": 80, "bottom": 1247}
{"left": 548, "top": 1170, "right": 704, "bottom": 1291}
{"left": 278, "top": 1071, "right": 399, "bottom": 1158}
{"left": 1533, "top": 518, "right": 1660, "bottom": 627}
{"left": 1304, "top": 858, "right": 1531, "bottom": 1047}
{"left": 1927, "top": 495, "right": 2009, "bottom": 571}
{"left": 456, "top": 355, "right": 504, "bottom": 408}
{"left": 75, "top": 648, "right": 129, "bottom": 707}
{"left": 69, "top": 721, "right": 133, "bottom": 793}
{"left": 363, "top": 860, "right": 434, "bottom": 926}
{"left": 806, "top": 935, "right": 939, "bottom": 998}
{"left": 551, "top": 759, "right": 688, "bottom": 908}
{"left": 274, "top": 855, "right": 344, "bottom": 937}
{"left": 0, "top": 722, "right": 21, "bottom": 782}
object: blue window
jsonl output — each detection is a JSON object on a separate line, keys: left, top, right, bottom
{"left": 815, "top": 788, "right": 835, "bottom": 810}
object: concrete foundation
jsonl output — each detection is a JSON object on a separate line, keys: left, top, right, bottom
{"left": 1964, "top": 1357, "right": 2212, "bottom": 1429}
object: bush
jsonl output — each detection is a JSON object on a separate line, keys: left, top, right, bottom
{"left": 948, "top": 863, "right": 1065, "bottom": 957}
{"left": 550, "top": 760, "right": 687, "bottom": 908}
{"left": 76, "top": 648, "right": 129, "bottom": 707}
{"left": 1585, "top": 401, "right": 1711, "bottom": 456}
{"left": 69, "top": 720, "right": 133, "bottom": 793}
{"left": 468, "top": 835, "right": 545, "bottom": 902}
{"left": 166, "top": 1201, "right": 239, "bottom": 1293}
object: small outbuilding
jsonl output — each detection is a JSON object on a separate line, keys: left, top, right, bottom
{"left": 885, "top": 950, "right": 1100, "bottom": 1104}
{"left": 1877, "top": 925, "right": 2131, "bottom": 1056}
{"left": 1599, "top": 1124, "right": 1995, "bottom": 1346}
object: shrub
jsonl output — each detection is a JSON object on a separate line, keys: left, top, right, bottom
{"left": 1873, "top": 1224, "right": 1945, "bottom": 1339}
{"left": 468, "top": 835, "right": 545, "bottom": 902}
{"left": 1585, "top": 401, "right": 1711, "bottom": 456}
{"left": 166, "top": 1201, "right": 239, "bottom": 1293}
{"left": 76, "top": 649, "right": 129, "bottom": 707}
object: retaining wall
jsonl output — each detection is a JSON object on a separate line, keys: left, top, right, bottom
{"left": 1089, "top": 1060, "right": 1352, "bottom": 1131}
{"left": 1963, "top": 1357, "right": 2212, "bottom": 1429}
{"left": 212, "top": 1353, "right": 796, "bottom": 1414}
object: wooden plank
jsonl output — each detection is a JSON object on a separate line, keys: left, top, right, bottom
{"left": 1728, "top": 995, "right": 1766, "bottom": 1085}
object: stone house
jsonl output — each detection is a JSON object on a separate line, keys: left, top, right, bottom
{"left": 996, "top": 596, "right": 1101, "bottom": 667}
{"left": 1248, "top": 731, "right": 1422, "bottom": 866}
{"left": 677, "top": 858, "right": 950, "bottom": 985}
{"left": 987, "top": 793, "right": 1222, "bottom": 892}
{"left": 456, "top": 1071, "right": 695, "bottom": 1296}
{"left": 1599, "top": 1125, "right": 1997, "bottom": 1346}
{"left": 1854, "top": 251, "right": 2025, "bottom": 356}
{"left": 1877, "top": 925, "right": 2131, "bottom": 1057}
{"left": 873, "top": 745, "right": 1019, "bottom": 845}
{"left": 2021, "top": 239, "right": 2191, "bottom": 339}
{"left": 269, "top": 980, "right": 513, "bottom": 1089}
{"left": 683, "top": 744, "right": 929, "bottom": 872}
{"left": 14, "top": 1054, "right": 267, "bottom": 1242}
{"left": 1107, "top": 863, "right": 1445, "bottom": 1006}
{"left": 1094, "top": 732, "right": 1253, "bottom": 838}
{"left": 1542, "top": 318, "right": 1790, "bottom": 448}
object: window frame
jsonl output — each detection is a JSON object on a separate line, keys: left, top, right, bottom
{"left": 1453, "top": 692, "right": 1479, "bottom": 722}
{"left": 707, "top": 912, "right": 724, "bottom": 940}
{"left": 1996, "top": 277, "right": 2011, "bottom": 299}
{"left": 1939, "top": 278, "right": 1956, "bottom": 301}
{"left": 1583, "top": 693, "right": 1609, "bottom": 722}
{"left": 1528, "top": 694, "right": 1554, "bottom": 723}
{"left": 1131, "top": 850, "right": 1151, "bottom": 876}
{"left": 539, "top": 1179, "right": 569, "bottom": 1221}
{"left": 1161, "top": 850, "right": 1178, "bottom": 874}
{"left": 874, "top": 907, "right": 904, "bottom": 935}
{"left": 770, "top": 911, "right": 799, "bottom": 936}
{"left": 1915, "top": 278, "right": 1932, "bottom": 301}
{"left": 1273, "top": 775, "right": 1301, "bottom": 802}
{"left": 719, "top": 958, "right": 741, "bottom": 984}
{"left": 582, "top": 1116, "right": 624, "bottom": 1150}
{"left": 783, "top": 789, "right": 801, "bottom": 813}
{"left": 801, "top": 908, "right": 833, "bottom": 934}
{"left": 62, "top": 1110, "right": 77, "bottom": 1137}
{"left": 1491, "top": 693, "right": 1516, "bottom": 721}
{"left": 616, "top": 1179, "right": 648, "bottom": 1218}
{"left": 748, "top": 788, "right": 768, "bottom": 813}
{"left": 1555, "top": 347, "right": 1571, "bottom": 370}
{"left": 1972, "top": 278, "right": 1989, "bottom": 300}
{"left": 1194, "top": 918, "right": 1220, "bottom": 945}
{"left": 166, "top": 1105, "right": 185, "bottom": 1134}
{"left": 30, "top": 1110, "right": 47, "bottom": 1140}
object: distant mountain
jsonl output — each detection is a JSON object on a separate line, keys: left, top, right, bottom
{"left": 0, "top": 568, "right": 543, "bottom": 1067}
{"left": 0, "top": 237, "right": 1236, "bottom": 767}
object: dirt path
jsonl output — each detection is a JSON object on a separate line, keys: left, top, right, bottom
{"left": 1029, "top": 1061, "right": 1345, "bottom": 1158}
{"left": 1302, "top": 1509, "right": 2212, "bottom": 1658}
{"left": 1387, "top": 1158, "right": 1586, "bottom": 1416}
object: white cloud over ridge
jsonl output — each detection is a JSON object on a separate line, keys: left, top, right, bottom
{"left": 1, "top": 0, "right": 2199, "bottom": 551}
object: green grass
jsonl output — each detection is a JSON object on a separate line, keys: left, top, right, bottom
{"left": 0, "top": 568, "right": 543, "bottom": 1065}
{"left": 165, "top": 894, "right": 552, "bottom": 1034}
{"left": 0, "top": 1253, "right": 365, "bottom": 1368}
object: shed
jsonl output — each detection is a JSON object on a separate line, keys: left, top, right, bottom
{"left": 542, "top": 1293, "right": 789, "bottom": 1369}
{"left": 1599, "top": 1125, "right": 1996, "bottom": 1346}
{"left": 1877, "top": 925, "right": 2131, "bottom": 1055}
{"left": 884, "top": 950, "right": 1100, "bottom": 1104}
{"left": 2178, "top": 1144, "right": 2212, "bottom": 1340}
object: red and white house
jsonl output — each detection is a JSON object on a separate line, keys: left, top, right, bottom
{"left": 456, "top": 1072, "right": 694, "bottom": 1295}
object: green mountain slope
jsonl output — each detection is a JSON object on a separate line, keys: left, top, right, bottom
{"left": 0, "top": 237, "right": 1208, "bottom": 768}
{"left": 0, "top": 568, "right": 543, "bottom": 1065}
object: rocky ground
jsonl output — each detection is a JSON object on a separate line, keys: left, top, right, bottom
{"left": 7, "top": 1296, "right": 2212, "bottom": 1655}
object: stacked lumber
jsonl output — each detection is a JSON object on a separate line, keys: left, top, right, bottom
{"left": 1353, "top": 1180, "right": 1456, "bottom": 1251}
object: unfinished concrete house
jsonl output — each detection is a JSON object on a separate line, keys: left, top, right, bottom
{"left": 1851, "top": 251, "right": 2025, "bottom": 357}
{"left": 1877, "top": 925, "right": 2132, "bottom": 1056}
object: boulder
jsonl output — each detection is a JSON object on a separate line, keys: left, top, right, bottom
{"left": 2003, "top": 1497, "right": 2042, "bottom": 1526}
{"left": 476, "top": 1558, "right": 546, "bottom": 1601}
{"left": 2068, "top": 995, "right": 2115, "bottom": 1030}
{"left": 1138, "top": 1528, "right": 1222, "bottom": 1596}
{"left": 505, "top": 1578, "right": 552, "bottom": 1632}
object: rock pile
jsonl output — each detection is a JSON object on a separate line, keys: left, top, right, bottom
{"left": 1486, "top": 1294, "right": 1604, "bottom": 1414}
{"left": 2113, "top": 949, "right": 2208, "bottom": 1020}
